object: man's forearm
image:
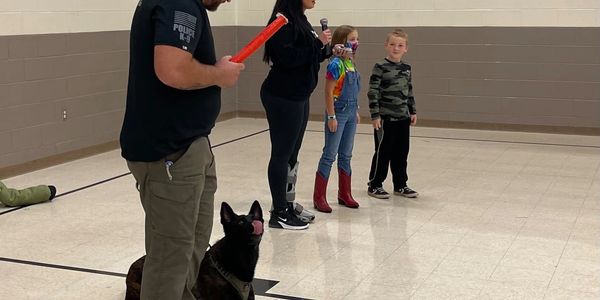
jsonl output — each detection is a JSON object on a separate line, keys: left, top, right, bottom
{"left": 173, "top": 58, "right": 221, "bottom": 90}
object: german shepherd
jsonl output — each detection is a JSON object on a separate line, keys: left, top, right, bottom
{"left": 125, "top": 200, "right": 264, "bottom": 300}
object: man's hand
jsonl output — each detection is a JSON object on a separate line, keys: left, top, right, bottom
{"left": 215, "top": 56, "right": 245, "bottom": 88}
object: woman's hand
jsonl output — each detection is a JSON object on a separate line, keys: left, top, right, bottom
{"left": 327, "top": 119, "right": 338, "bottom": 132}
{"left": 319, "top": 29, "right": 332, "bottom": 46}
{"left": 356, "top": 112, "right": 361, "bottom": 124}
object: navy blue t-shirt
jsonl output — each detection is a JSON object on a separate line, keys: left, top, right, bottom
{"left": 120, "top": 0, "right": 220, "bottom": 162}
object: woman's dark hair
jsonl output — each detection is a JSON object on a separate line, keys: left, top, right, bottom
{"left": 263, "top": 0, "right": 313, "bottom": 63}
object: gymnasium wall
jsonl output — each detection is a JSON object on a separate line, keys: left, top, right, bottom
{"left": 1, "top": 0, "right": 599, "bottom": 172}
{"left": 0, "top": 0, "right": 236, "bottom": 171}
{"left": 236, "top": 0, "right": 600, "bottom": 130}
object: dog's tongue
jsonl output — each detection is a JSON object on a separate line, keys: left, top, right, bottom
{"left": 252, "top": 220, "right": 263, "bottom": 235}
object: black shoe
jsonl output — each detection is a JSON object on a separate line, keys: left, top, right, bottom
{"left": 48, "top": 185, "right": 57, "bottom": 200}
{"left": 269, "top": 208, "right": 309, "bottom": 230}
{"left": 394, "top": 186, "right": 418, "bottom": 198}
{"left": 367, "top": 186, "right": 390, "bottom": 199}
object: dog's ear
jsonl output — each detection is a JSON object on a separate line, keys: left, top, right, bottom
{"left": 249, "top": 200, "right": 263, "bottom": 220}
{"left": 220, "top": 202, "right": 236, "bottom": 224}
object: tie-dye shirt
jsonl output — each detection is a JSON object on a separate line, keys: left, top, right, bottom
{"left": 326, "top": 57, "right": 356, "bottom": 99}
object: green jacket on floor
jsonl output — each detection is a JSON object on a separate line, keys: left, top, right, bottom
{"left": 0, "top": 181, "right": 56, "bottom": 207}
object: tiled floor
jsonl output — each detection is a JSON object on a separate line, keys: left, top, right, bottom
{"left": 1, "top": 118, "right": 599, "bottom": 299}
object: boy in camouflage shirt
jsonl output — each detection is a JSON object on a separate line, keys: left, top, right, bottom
{"left": 367, "top": 29, "right": 419, "bottom": 199}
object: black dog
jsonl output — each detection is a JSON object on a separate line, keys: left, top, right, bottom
{"left": 125, "top": 200, "right": 264, "bottom": 300}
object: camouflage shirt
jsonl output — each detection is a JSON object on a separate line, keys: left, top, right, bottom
{"left": 367, "top": 59, "right": 416, "bottom": 120}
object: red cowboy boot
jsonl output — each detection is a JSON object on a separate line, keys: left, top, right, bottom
{"left": 338, "top": 169, "right": 359, "bottom": 208}
{"left": 313, "top": 172, "right": 332, "bottom": 213}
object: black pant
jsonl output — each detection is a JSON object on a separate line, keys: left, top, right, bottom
{"left": 261, "top": 89, "right": 310, "bottom": 212}
{"left": 368, "top": 118, "right": 410, "bottom": 190}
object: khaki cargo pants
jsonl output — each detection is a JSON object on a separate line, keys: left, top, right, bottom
{"left": 127, "top": 137, "right": 216, "bottom": 300}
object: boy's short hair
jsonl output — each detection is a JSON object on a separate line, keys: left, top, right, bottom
{"left": 386, "top": 29, "right": 408, "bottom": 43}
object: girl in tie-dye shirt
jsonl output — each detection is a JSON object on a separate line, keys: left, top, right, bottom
{"left": 312, "top": 25, "right": 361, "bottom": 213}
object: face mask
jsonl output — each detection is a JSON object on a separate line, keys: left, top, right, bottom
{"left": 347, "top": 41, "right": 359, "bottom": 53}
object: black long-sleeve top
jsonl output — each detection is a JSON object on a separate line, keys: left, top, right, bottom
{"left": 261, "top": 15, "right": 330, "bottom": 101}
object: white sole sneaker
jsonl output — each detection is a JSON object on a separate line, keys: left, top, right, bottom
{"left": 394, "top": 191, "right": 419, "bottom": 198}
{"left": 368, "top": 192, "right": 390, "bottom": 199}
{"left": 269, "top": 220, "right": 309, "bottom": 230}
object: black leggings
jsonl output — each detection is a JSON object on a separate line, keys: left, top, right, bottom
{"left": 261, "top": 89, "right": 310, "bottom": 212}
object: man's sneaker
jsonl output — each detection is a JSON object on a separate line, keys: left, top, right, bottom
{"left": 367, "top": 186, "right": 390, "bottom": 199}
{"left": 394, "top": 186, "right": 419, "bottom": 198}
{"left": 269, "top": 208, "right": 309, "bottom": 230}
{"left": 293, "top": 202, "right": 315, "bottom": 223}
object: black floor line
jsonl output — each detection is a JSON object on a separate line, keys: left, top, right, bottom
{"left": 0, "top": 257, "right": 311, "bottom": 299}
{"left": 0, "top": 128, "right": 311, "bottom": 299}
{"left": 57, "top": 172, "right": 132, "bottom": 199}
{"left": 0, "top": 173, "right": 132, "bottom": 216}
{"left": 0, "top": 257, "right": 127, "bottom": 277}
{"left": 306, "top": 129, "right": 600, "bottom": 149}
{"left": 211, "top": 128, "right": 270, "bottom": 148}
{"left": 0, "top": 129, "right": 271, "bottom": 217}
{"left": 0, "top": 207, "right": 22, "bottom": 216}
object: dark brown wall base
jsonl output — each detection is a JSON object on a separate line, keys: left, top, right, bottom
{"left": 0, "top": 111, "right": 238, "bottom": 179}
{"left": 415, "top": 119, "right": 600, "bottom": 136}
{"left": 0, "top": 141, "right": 119, "bottom": 180}
{"left": 2, "top": 110, "right": 597, "bottom": 179}
{"left": 238, "top": 111, "right": 600, "bottom": 136}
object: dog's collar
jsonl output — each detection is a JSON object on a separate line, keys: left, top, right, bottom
{"left": 207, "top": 251, "right": 252, "bottom": 300}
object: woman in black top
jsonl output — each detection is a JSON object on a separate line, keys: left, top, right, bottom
{"left": 262, "top": 0, "right": 331, "bottom": 230}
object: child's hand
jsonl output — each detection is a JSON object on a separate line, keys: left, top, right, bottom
{"left": 410, "top": 114, "right": 417, "bottom": 125}
{"left": 372, "top": 118, "right": 381, "bottom": 130}
{"left": 328, "top": 119, "right": 338, "bottom": 132}
{"left": 333, "top": 44, "right": 352, "bottom": 59}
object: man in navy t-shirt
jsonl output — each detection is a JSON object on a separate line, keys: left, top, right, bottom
{"left": 120, "top": 0, "right": 244, "bottom": 298}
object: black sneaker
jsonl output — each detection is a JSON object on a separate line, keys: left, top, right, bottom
{"left": 394, "top": 186, "right": 418, "bottom": 198}
{"left": 269, "top": 208, "right": 309, "bottom": 230}
{"left": 367, "top": 186, "right": 390, "bottom": 199}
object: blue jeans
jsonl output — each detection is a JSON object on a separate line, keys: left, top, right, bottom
{"left": 317, "top": 100, "right": 358, "bottom": 178}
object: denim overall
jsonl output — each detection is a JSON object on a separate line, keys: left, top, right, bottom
{"left": 317, "top": 63, "right": 360, "bottom": 178}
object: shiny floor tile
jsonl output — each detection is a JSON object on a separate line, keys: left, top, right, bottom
{"left": 1, "top": 118, "right": 599, "bottom": 299}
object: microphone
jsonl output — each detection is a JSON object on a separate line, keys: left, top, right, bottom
{"left": 319, "top": 18, "right": 332, "bottom": 56}
{"left": 320, "top": 18, "right": 328, "bottom": 31}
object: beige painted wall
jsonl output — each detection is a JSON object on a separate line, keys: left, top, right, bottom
{"left": 0, "top": 0, "right": 237, "bottom": 35}
{"left": 236, "top": 0, "right": 600, "bottom": 27}
{"left": 2, "top": 0, "right": 599, "bottom": 35}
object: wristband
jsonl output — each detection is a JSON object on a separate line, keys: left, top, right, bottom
{"left": 327, "top": 115, "right": 336, "bottom": 120}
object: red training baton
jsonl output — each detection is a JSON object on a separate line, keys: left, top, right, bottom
{"left": 230, "top": 13, "right": 289, "bottom": 63}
